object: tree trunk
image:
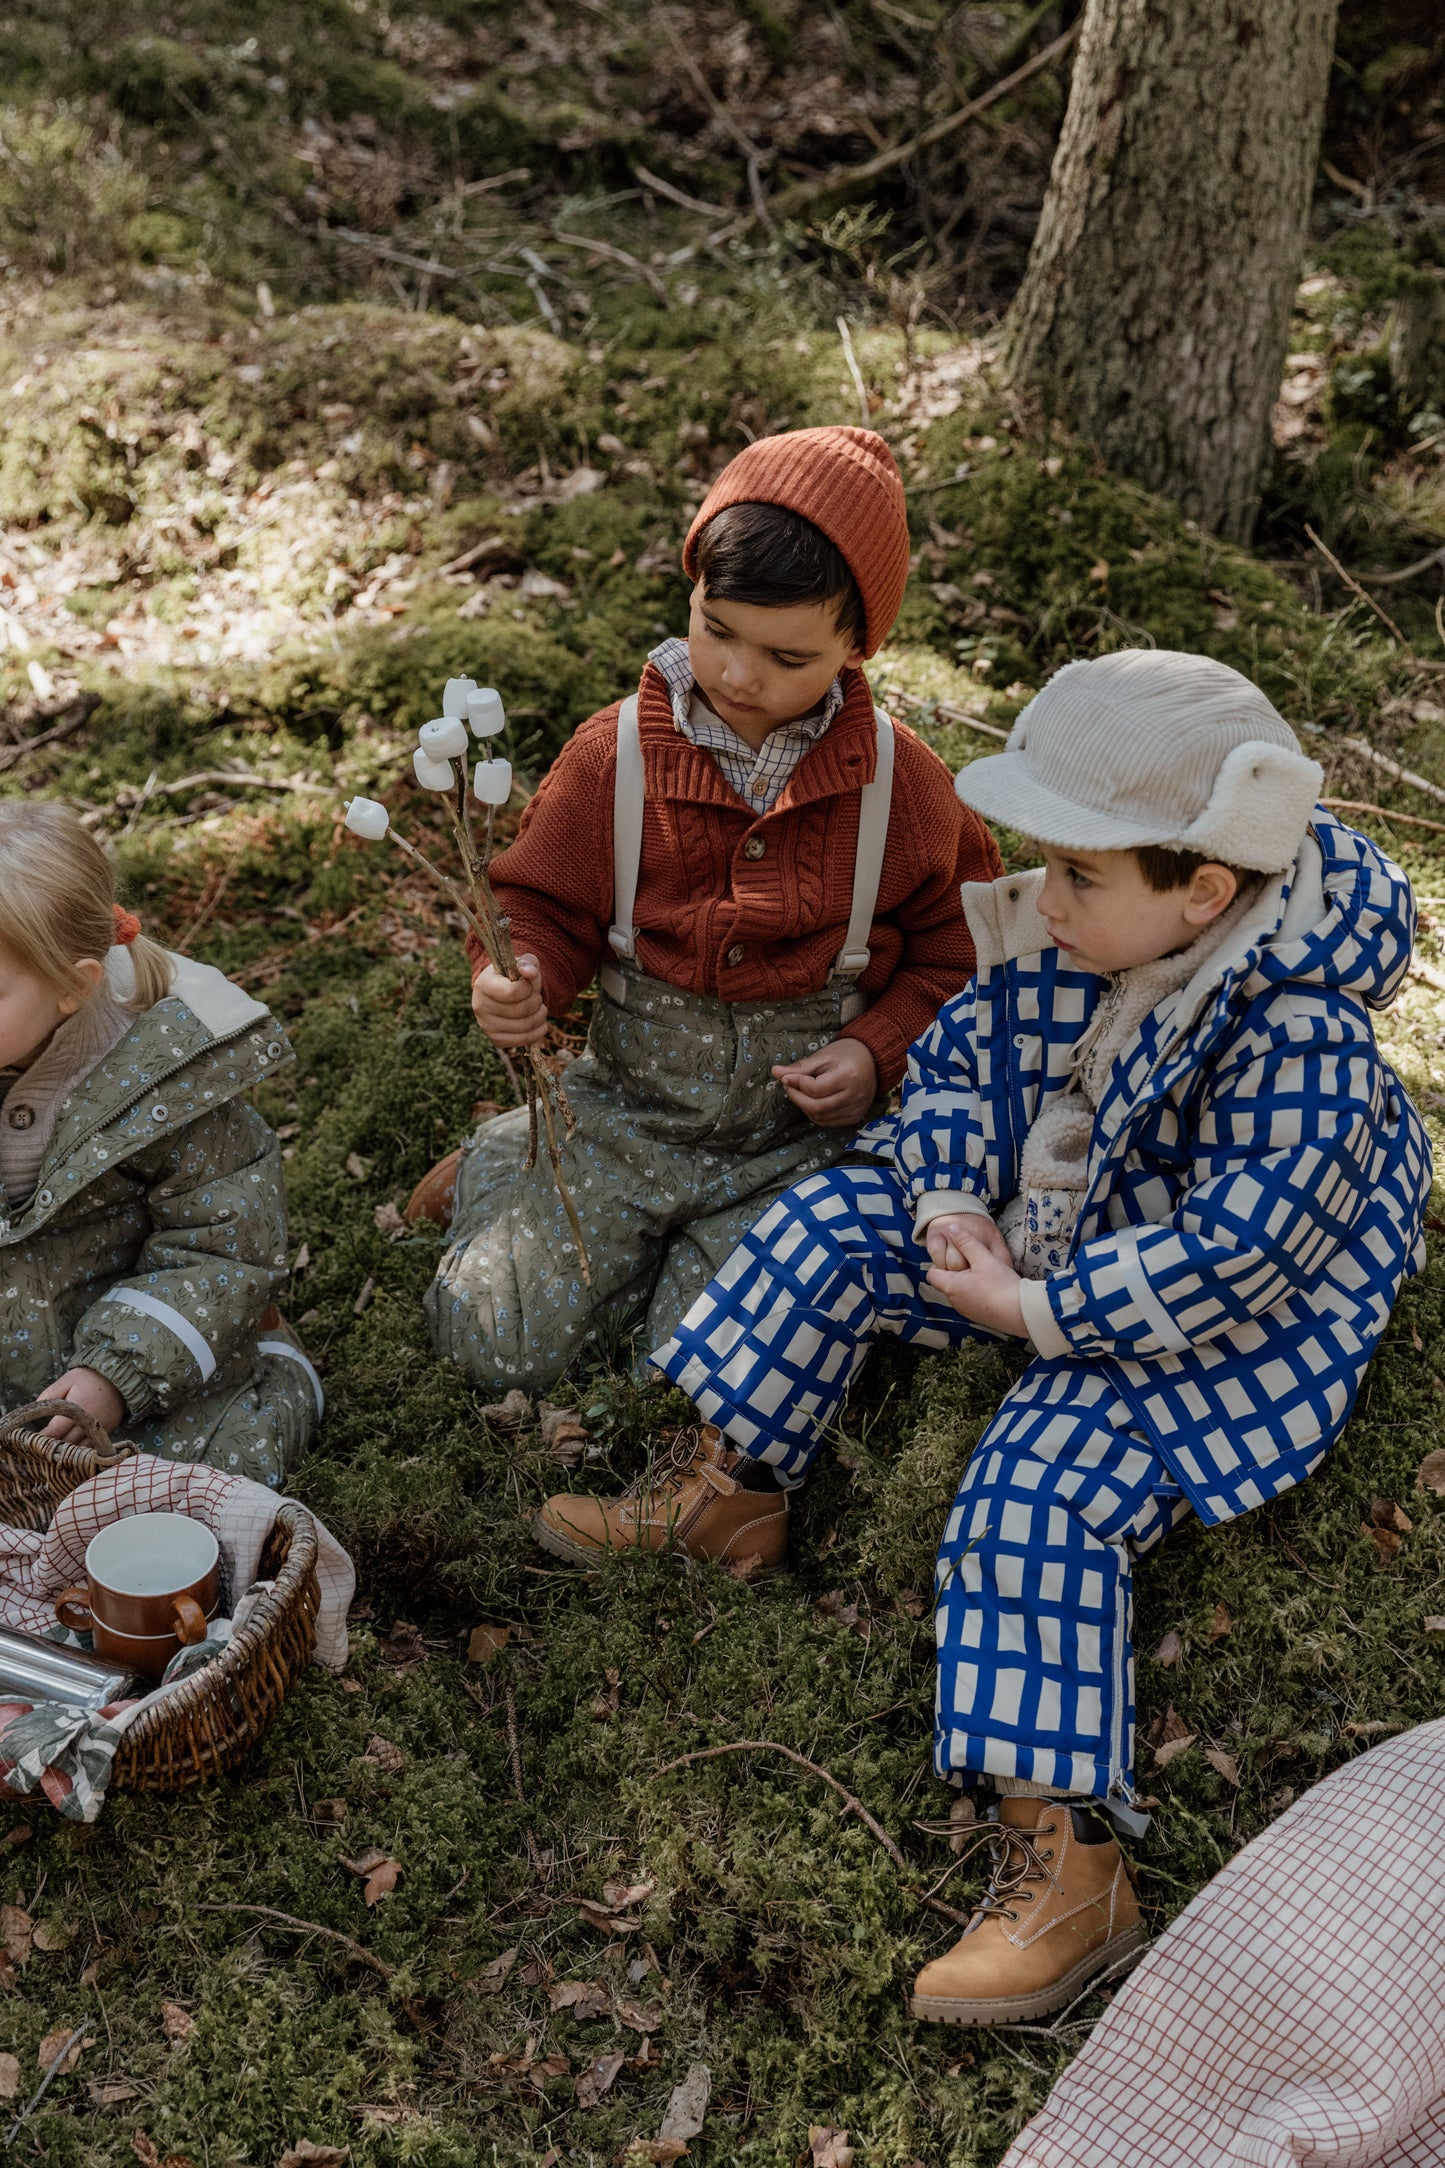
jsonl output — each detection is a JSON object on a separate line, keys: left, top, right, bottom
{"left": 1002, "top": 0, "right": 1339, "bottom": 539}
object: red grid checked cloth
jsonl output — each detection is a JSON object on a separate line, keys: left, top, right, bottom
{"left": 1002, "top": 1718, "right": 1445, "bottom": 2168}
{"left": 0, "top": 1456, "right": 354, "bottom": 1670}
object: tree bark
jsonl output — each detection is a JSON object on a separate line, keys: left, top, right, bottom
{"left": 1002, "top": 0, "right": 1340, "bottom": 539}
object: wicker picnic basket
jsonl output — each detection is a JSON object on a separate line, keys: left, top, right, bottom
{"left": 0, "top": 1399, "right": 321, "bottom": 1794}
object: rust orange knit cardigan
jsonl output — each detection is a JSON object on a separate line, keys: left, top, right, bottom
{"left": 478, "top": 662, "right": 1002, "bottom": 1090}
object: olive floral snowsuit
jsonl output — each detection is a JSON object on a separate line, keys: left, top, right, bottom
{"left": 0, "top": 949, "right": 321, "bottom": 1488}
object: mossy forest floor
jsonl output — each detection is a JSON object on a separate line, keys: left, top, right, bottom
{"left": 3, "top": 5, "right": 1445, "bottom": 2163}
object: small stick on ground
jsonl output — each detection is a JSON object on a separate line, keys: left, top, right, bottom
{"left": 3, "top": 2022, "right": 90, "bottom": 2145}
{"left": 198, "top": 1901, "right": 393, "bottom": 1979}
{"left": 504, "top": 1680, "right": 550, "bottom": 1878}
{"left": 1305, "top": 524, "right": 1410, "bottom": 645}
{"left": 1340, "top": 737, "right": 1445, "bottom": 810}
{"left": 650, "top": 1740, "right": 972, "bottom": 1928}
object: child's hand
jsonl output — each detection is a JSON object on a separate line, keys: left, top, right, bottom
{"left": 772, "top": 1037, "right": 877, "bottom": 1128}
{"left": 38, "top": 1366, "right": 125, "bottom": 1442}
{"left": 926, "top": 1217, "right": 1027, "bottom": 1338}
{"left": 925, "top": 1210, "right": 1011, "bottom": 1273}
{"left": 472, "top": 954, "right": 548, "bottom": 1048}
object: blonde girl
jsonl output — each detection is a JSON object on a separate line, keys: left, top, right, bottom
{"left": 0, "top": 803, "right": 320, "bottom": 1486}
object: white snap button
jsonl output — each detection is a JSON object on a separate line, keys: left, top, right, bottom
{"left": 151, "top": 1104, "right": 168, "bottom": 1121}
{"left": 36, "top": 1189, "right": 52, "bottom": 1208}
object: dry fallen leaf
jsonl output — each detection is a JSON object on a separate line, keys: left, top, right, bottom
{"left": 37, "top": 2025, "right": 90, "bottom": 2075}
{"left": 344, "top": 1151, "right": 370, "bottom": 1180}
{"left": 0, "top": 2051, "right": 18, "bottom": 2099}
{"left": 1418, "top": 1450, "right": 1445, "bottom": 1496}
{"left": 0, "top": 1902, "right": 34, "bottom": 1963}
{"left": 575, "top": 2049, "right": 626, "bottom": 2109}
{"left": 89, "top": 2076, "right": 140, "bottom": 2105}
{"left": 277, "top": 2144, "right": 350, "bottom": 2167}
{"left": 726, "top": 1551, "right": 766, "bottom": 1583}
{"left": 659, "top": 2062, "right": 711, "bottom": 2144}
{"left": 1363, "top": 1521, "right": 1403, "bottom": 1563}
{"left": 311, "top": 1798, "right": 347, "bottom": 1827}
{"left": 538, "top": 1403, "right": 590, "bottom": 1465}
{"left": 548, "top": 1978, "right": 611, "bottom": 2020}
{"left": 1152, "top": 1630, "right": 1182, "bottom": 1668}
{"left": 810, "top": 2129, "right": 856, "bottom": 2168}
{"left": 133, "top": 2136, "right": 162, "bottom": 2168}
{"left": 1207, "top": 1602, "right": 1233, "bottom": 1640}
{"left": 372, "top": 1201, "right": 408, "bottom": 1241}
{"left": 1153, "top": 1733, "right": 1198, "bottom": 1769}
{"left": 615, "top": 1997, "right": 663, "bottom": 2033}
{"left": 377, "top": 1620, "right": 426, "bottom": 1667}
{"left": 467, "top": 1624, "right": 513, "bottom": 1666}
{"left": 1203, "top": 1746, "right": 1241, "bottom": 1787}
{"left": 1371, "top": 1496, "right": 1413, "bottom": 1533}
{"left": 1425, "top": 1615, "right": 1445, "bottom": 1633}
{"left": 361, "top": 1734, "right": 405, "bottom": 1774}
{"left": 474, "top": 1946, "right": 518, "bottom": 1995}
{"left": 341, "top": 1848, "right": 402, "bottom": 1905}
{"left": 0, "top": 1823, "right": 32, "bottom": 1852}
{"left": 161, "top": 2000, "right": 194, "bottom": 2044}
{"left": 31, "top": 1917, "right": 69, "bottom": 1952}
{"left": 478, "top": 1388, "right": 531, "bottom": 1430}
{"left": 602, "top": 1879, "right": 655, "bottom": 1912}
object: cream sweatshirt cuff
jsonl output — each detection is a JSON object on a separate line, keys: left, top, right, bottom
{"left": 913, "top": 1190, "right": 993, "bottom": 1242}
{"left": 1018, "top": 1276, "right": 1070, "bottom": 1359}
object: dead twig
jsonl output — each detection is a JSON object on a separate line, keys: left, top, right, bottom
{"left": 1322, "top": 797, "right": 1445, "bottom": 836}
{"left": 1305, "top": 524, "right": 1410, "bottom": 645}
{"left": 650, "top": 1740, "right": 972, "bottom": 1929}
{"left": 632, "top": 163, "right": 732, "bottom": 219}
{"left": 0, "top": 692, "right": 100, "bottom": 774}
{"left": 504, "top": 1680, "right": 550, "bottom": 1878}
{"left": 198, "top": 1901, "right": 393, "bottom": 1979}
{"left": 434, "top": 534, "right": 521, "bottom": 580}
{"left": 1355, "top": 542, "right": 1445, "bottom": 587}
{"left": 2, "top": 2022, "right": 90, "bottom": 2146}
{"left": 552, "top": 231, "right": 670, "bottom": 306}
{"left": 1340, "top": 736, "right": 1445, "bottom": 810}
{"left": 1408, "top": 955, "right": 1445, "bottom": 996}
{"left": 773, "top": 24, "right": 1081, "bottom": 218}
{"left": 837, "top": 317, "right": 871, "bottom": 429}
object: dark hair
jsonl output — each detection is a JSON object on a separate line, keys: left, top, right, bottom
{"left": 1134, "top": 843, "right": 1254, "bottom": 894}
{"left": 693, "top": 500, "right": 866, "bottom": 650}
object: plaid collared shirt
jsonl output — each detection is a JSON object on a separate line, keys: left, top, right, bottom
{"left": 648, "top": 638, "right": 844, "bottom": 815}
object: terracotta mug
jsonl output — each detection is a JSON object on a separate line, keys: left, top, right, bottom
{"left": 56, "top": 1514, "right": 221, "bottom": 1684}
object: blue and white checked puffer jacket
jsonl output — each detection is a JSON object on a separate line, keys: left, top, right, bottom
{"left": 868, "top": 810, "right": 1433, "bottom": 1525}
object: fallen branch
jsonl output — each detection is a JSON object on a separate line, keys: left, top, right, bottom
{"left": 1340, "top": 736, "right": 1445, "bottom": 809}
{"left": 198, "top": 1901, "right": 393, "bottom": 1979}
{"left": 1355, "top": 542, "right": 1445, "bottom": 588}
{"left": 1408, "top": 955, "right": 1445, "bottom": 996}
{"left": 772, "top": 24, "right": 1081, "bottom": 219}
{"left": 1305, "top": 524, "right": 1410, "bottom": 645}
{"left": 650, "top": 1740, "right": 972, "bottom": 1929}
{"left": 434, "top": 534, "right": 522, "bottom": 580}
{"left": 552, "top": 231, "right": 670, "bottom": 305}
{"left": 1323, "top": 797, "right": 1445, "bottom": 836}
{"left": 0, "top": 692, "right": 100, "bottom": 774}
{"left": 2, "top": 2022, "right": 90, "bottom": 2145}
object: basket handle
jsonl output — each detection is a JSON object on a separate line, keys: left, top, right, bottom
{"left": 0, "top": 1399, "right": 133, "bottom": 1462}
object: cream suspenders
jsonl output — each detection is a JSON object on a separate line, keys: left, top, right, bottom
{"left": 603, "top": 693, "right": 895, "bottom": 1017}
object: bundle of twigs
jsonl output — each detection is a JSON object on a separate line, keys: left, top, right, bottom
{"left": 345, "top": 681, "right": 591, "bottom": 1282}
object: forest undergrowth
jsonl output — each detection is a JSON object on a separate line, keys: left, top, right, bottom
{"left": 3, "top": 5, "right": 1445, "bottom": 2164}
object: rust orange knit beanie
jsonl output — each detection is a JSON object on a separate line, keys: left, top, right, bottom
{"left": 682, "top": 425, "right": 911, "bottom": 657}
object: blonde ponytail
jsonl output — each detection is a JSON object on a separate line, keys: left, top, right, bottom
{"left": 0, "top": 801, "right": 175, "bottom": 1014}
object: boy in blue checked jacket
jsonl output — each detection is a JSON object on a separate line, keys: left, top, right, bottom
{"left": 535, "top": 648, "right": 1432, "bottom": 2028}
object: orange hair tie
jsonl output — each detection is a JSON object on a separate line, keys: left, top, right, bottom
{"left": 112, "top": 905, "right": 141, "bottom": 946}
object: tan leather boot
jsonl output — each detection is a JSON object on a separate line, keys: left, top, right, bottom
{"left": 911, "top": 1796, "right": 1148, "bottom": 2027}
{"left": 533, "top": 1425, "right": 789, "bottom": 1571}
{"left": 405, "top": 1148, "right": 462, "bottom": 1229}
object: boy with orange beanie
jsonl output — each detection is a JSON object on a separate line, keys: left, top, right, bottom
{"left": 418, "top": 425, "right": 1001, "bottom": 1442}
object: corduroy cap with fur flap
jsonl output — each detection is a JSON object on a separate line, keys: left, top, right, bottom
{"left": 955, "top": 649, "right": 1324, "bottom": 873}
{"left": 682, "top": 426, "right": 911, "bottom": 658}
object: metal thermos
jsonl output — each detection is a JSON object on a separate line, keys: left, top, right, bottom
{"left": 0, "top": 1627, "right": 138, "bottom": 1711}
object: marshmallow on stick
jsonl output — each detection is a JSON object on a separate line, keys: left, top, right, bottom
{"left": 342, "top": 679, "right": 590, "bottom": 1281}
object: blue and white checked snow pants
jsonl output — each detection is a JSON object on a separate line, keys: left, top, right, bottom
{"left": 653, "top": 1163, "right": 1192, "bottom": 1803}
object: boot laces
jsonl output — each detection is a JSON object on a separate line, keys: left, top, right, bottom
{"left": 954, "top": 1814, "right": 1061, "bottom": 1926}
{"left": 622, "top": 1426, "right": 721, "bottom": 1504}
